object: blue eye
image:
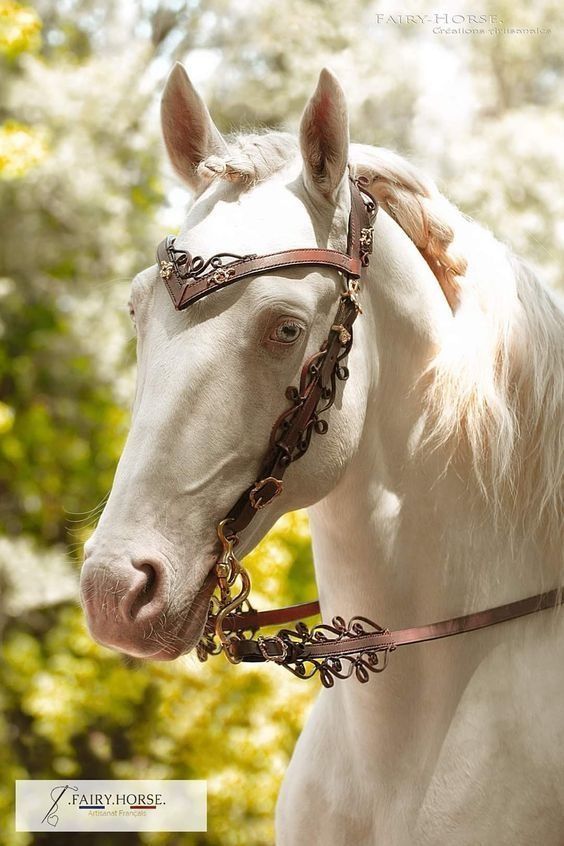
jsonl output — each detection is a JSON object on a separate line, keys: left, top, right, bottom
{"left": 270, "top": 320, "right": 303, "bottom": 344}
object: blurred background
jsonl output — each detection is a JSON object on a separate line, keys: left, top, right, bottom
{"left": 0, "top": 1, "right": 562, "bottom": 844}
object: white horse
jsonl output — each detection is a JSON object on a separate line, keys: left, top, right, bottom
{"left": 81, "top": 64, "right": 564, "bottom": 844}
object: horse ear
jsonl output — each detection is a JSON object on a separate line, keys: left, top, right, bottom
{"left": 161, "top": 62, "right": 228, "bottom": 189}
{"left": 299, "top": 68, "right": 350, "bottom": 200}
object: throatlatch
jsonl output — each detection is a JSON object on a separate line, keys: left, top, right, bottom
{"left": 156, "top": 174, "right": 564, "bottom": 688}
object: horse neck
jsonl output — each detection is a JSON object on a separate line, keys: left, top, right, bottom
{"left": 308, "top": 208, "right": 558, "bottom": 662}
{"left": 310, "top": 210, "right": 555, "bottom": 628}
{"left": 304, "top": 211, "right": 559, "bottom": 798}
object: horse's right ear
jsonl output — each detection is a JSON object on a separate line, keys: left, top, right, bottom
{"left": 161, "top": 62, "right": 228, "bottom": 190}
{"left": 299, "top": 68, "right": 349, "bottom": 201}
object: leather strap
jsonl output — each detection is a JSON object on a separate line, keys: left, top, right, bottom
{"left": 229, "top": 587, "right": 564, "bottom": 664}
{"left": 224, "top": 599, "right": 321, "bottom": 631}
{"left": 224, "top": 291, "right": 361, "bottom": 535}
{"left": 220, "top": 179, "right": 374, "bottom": 536}
{"left": 156, "top": 176, "right": 369, "bottom": 311}
{"left": 157, "top": 241, "right": 364, "bottom": 310}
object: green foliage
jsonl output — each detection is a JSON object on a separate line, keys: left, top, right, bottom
{"left": 0, "top": 280, "right": 129, "bottom": 543}
{"left": 0, "top": 1, "right": 41, "bottom": 60}
{"left": 0, "top": 121, "right": 48, "bottom": 180}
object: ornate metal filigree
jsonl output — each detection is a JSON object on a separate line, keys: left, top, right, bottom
{"left": 359, "top": 226, "right": 374, "bottom": 265}
{"left": 196, "top": 593, "right": 257, "bottom": 662}
{"left": 159, "top": 259, "right": 175, "bottom": 280}
{"left": 196, "top": 520, "right": 258, "bottom": 664}
{"left": 268, "top": 318, "right": 354, "bottom": 466}
{"left": 196, "top": 617, "right": 223, "bottom": 661}
{"left": 265, "top": 616, "right": 396, "bottom": 687}
{"left": 354, "top": 174, "right": 377, "bottom": 267}
{"left": 195, "top": 302, "right": 361, "bottom": 671}
{"left": 331, "top": 323, "right": 352, "bottom": 345}
{"left": 166, "top": 243, "right": 257, "bottom": 284}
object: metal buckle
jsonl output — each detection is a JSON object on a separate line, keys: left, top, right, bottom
{"left": 360, "top": 226, "right": 374, "bottom": 254}
{"left": 331, "top": 323, "right": 352, "bottom": 345}
{"left": 249, "top": 477, "right": 283, "bottom": 510}
{"left": 211, "top": 520, "right": 252, "bottom": 665}
{"left": 257, "top": 635, "right": 289, "bottom": 664}
{"left": 342, "top": 278, "right": 363, "bottom": 313}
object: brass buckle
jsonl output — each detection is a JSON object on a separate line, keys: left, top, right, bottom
{"left": 360, "top": 226, "right": 374, "bottom": 254}
{"left": 212, "top": 520, "right": 252, "bottom": 664}
{"left": 331, "top": 323, "right": 352, "bottom": 345}
{"left": 342, "top": 278, "right": 363, "bottom": 313}
{"left": 249, "top": 476, "right": 283, "bottom": 510}
{"left": 257, "top": 635, "right": 289, "bottom": 664}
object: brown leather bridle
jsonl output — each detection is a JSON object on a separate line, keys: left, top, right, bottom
{"left": 155, "top": 173, "right": 564, "bottom": 688}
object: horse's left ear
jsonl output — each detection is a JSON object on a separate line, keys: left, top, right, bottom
{"left": 161, "top": 62, "right": 228, "bottom": 190}
{"left": 299, "top": 68, "right": 350, "bottom": 201}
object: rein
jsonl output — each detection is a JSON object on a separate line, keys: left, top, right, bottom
{"left": 156, "top": 174, "right": 564, "bottom": 688}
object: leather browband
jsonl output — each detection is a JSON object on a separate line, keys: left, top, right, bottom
{"left": 156, "top": 173, "right": 564, "bottom": 687}
{"left": 157, "top": 243, "right": 363, "bottom": 310}
{"left": 156, "top": 173, "right": 370, "bottom": 311}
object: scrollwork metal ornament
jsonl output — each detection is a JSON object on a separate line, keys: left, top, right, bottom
{"left": 165, "top": 243, "right": 257, "bottom": 285}
{"left": 159, "top": 260, "right": 175, "bottom": 280}
{"left": 198, "top": 577, "right": 397, "bottom": 685}
{"left": 257, "top": 617, "right": 396, "bottom": 687}
{"left": 267, "top": 315, "right": 355, "bottom": 468}
{"left": 196, "top": 520, "right": 258, "bottom": 665}
{"left": 194, "top": 302, "right": 398, "bottom": 687}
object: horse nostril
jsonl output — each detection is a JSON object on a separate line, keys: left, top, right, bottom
{"left": 127, "top": 561, "right": 162, "bottom": 621}
{"left": 80, "top": 554, "right": 174, "bottom": 657}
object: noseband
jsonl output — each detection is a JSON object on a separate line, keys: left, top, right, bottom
{"left": 156, "top": 174, "right": 564, "bottom": 688}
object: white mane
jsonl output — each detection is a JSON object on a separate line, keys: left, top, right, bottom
{"left": 196, "top": 131, "right": 564, "bottom": 545}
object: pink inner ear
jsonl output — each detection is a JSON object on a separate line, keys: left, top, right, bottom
{"left": 161, "top": 64, "right": 226, "bottom": 186}
{"left": 162, "top": 81, "right": 207, "bottom": 175}
{"left": 171, "top": 110, "right": 207, "bottom": 168}
{"left": 307, "top": 92, "right": 342, "bottom": 171}
{"left": 300, "top": 71, "right": 349, "bottom": 192}
{"left": 312, "top": 90, "right": 332, "bottom": 123}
